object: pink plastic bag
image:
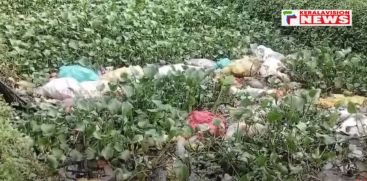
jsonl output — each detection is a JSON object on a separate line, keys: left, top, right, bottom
{"left": 188, "top": 111, "right": 227, "bottom": 137}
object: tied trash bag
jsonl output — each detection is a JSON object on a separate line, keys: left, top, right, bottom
{"left": 36, "top": 77, "right": 81, "bottom": 100}
{"left": 188, "top": 111, "right": 227, "bottom": 137}
{"left": 59, "top": 65, "right": 99, "bottom": 82}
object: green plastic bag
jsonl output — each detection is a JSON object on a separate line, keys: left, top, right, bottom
{"left": 58, "top": 65, "right": 99, "bottom": 82}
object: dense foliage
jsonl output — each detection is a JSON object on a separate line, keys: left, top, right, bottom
{"left": 213, "top": 0, "right": 367, "bottom": 54}
{"left": 287, "top": 47, "right": 367, "bottom": 95}
{"left": 0, "top": 98, "right": 48, "bottom": 180}
{"left": 0, "top": 0, "right": 296, "bottom": 77}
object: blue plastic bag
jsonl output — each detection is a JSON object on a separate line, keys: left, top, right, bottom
{"left": 214, "top": 58, "right": 231, "bottom": 69}
{"left": 58, "top": 65, "right": 99, "bottom": 82}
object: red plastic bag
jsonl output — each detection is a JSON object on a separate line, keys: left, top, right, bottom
{"left": 188, "top": 111, "right": 227, "bottom": 137}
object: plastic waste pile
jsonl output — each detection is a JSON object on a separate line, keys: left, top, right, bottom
{"left": 29, "top": 44, "right": 289, "bottom": 141}
{"left": 335, "top": 107, "right": 367, "bottom": 138}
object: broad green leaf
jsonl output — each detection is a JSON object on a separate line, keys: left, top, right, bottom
{"left": 86, "top": 147, "right": 96, "bottom": 160}
{"left": 284, "top": 95, "right": 305, "bottom": 112}
{"left": 40, "top": 124, "right": 56, "bottom": 137}
{"left": 222, "top": 75, "right": 235, "bottom": 86}
{"left": 276, "top": 163, "right": 288, "bottom": 174}
{"left": 47, "top": 155, "right": 58, "bottom": 170}
{"left": 93, "top": 131, "right": 102, "bottom": 140}
{"left": 347, "top": 102, "right": 357, "bottom": 113}
{"left": 114, "top": 143, "right": 123, "bottom": 152}
{"left": 255, "top": 155, "right": 267, "bottom": 166}
{"left": 174, "top": 161, "right": 190, "bottom": 181}
{"left": 51, "top": 148, "right": 64, "bottom": 161}
{"left": 119, "top": 150, "right": 131, "bottom": 161}
{"left": 101, "top": 144, "right": 114, "bottom": 160}
{"left": 122, "top": 85, "right": 134, "bottom": 98}
{"left": 70, "top": 149, "right": 83, "bottom": 162}
{"left": 121, "top": 101, "right": 133, "bottom": 115}
{"left": 75, "top": 122, "right": 86, "bottom": 132}
{"left": 107, "top": 98, "right": 122, "bottom": 114}
{"left": 267, "top": 110, "right": 282, "bottom": 122}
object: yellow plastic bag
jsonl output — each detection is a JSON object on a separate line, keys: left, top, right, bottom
{"left": 317, "top": 94, "right": 367, "bottom": 108}
{"left": 101, "top": 65, "right": 144, "bottom": 82}
{"left": 222, "top": 56, "right": 262, "bottom": 78}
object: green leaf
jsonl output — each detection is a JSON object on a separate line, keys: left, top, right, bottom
{"left": 119, "top": 150, "right": 131, "bottom": 161}
{"left": 174, "top": 161, "right": 190, "bottom": 181}
{"left": 47, "top": 155, "right": 58, "bottom": 170}
{"left": 101, "top": 144, "right": 114, "bottom": 160}
{"left": 75, "top": 122, "right": 86, "bottom": 132}
{"left": 347, "top": 102, "right": 357, "bottom": 113}
{"left": 107, "top": 98, "right": 122, "bottom": 114}
{"left": 284, "top": 95, "right": 305, "bottom": 112}
{"left": 40, "top": 124, "right": 56, "bottom": 137}
{"left": 255, "top": 155, "right": 267, "bottom": 166}
{"left": 121, "top": 101, "right": 133, "bottom": 115}
{"left": 222, "top": 75, "right": 235, "bottom": 86}
{"left": 276, "top": 163, "right": 288, "bottom": 174}
{"left": 122, "top": 85, "right": 134, "bottom": 98}
{"left": 86, "top": 147, "right": 96, "bottom": 160}
{"left": 93, "top": 131, "right": 102, "bottom": 140}
{"left": 51, "top": 148, "right": 65, "bottom": 161}
{"left": 70, "top": 149, "right": 83, "bottom": 162}
{"left": 114, "top": 143, "right": 123, "bottom": 152}
{"left": 316, "top": 133, "right": 336, "bottom": 145}
{"left": 267, "top": 110, "right": 282, "bottom": 122}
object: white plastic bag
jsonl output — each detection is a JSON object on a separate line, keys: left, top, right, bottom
{"left": 335, "top": 108, "right": 367, "bottom": 137}
{"left": 258, "top": 57, "right": 286, "bottom": 77}
{"left": 37, "top": 77, "right": 81, "bottom": 100}
{"left": 79, "top": 80, "right": 110, "bottom": 98}
{"left": 251, "top": 44, "right": 285, "bottom": 61}
{"left": 158, "top": 64, "right": 186, "bottom": 76}
{"left": 185, "top": 58, "right": 216, "bottom": 69}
